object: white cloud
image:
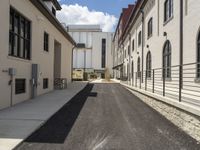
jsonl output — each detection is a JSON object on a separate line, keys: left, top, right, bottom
{"left": 57, "top": 4, "right": 118, "bottom": 32}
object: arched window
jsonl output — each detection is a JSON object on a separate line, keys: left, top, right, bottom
{"left": 164, "top": 0, "right": 173, "bottom": 22}
{"left": 148, "top": 18, "right": 153, "bottom": 38}
{"left": 197, "top": 32, "right": 200, "bottom": 78}
{"left": 146, "top": 51, "right": 152, "bottom": 78}
{"left": 137, "top": 57, "right": 141, "bottom": 78}
{"left": 138, "top": 31, "right": 142, "bottom": 46}
{"left": 163, "top": 41, "right": 171, "bottom": 78}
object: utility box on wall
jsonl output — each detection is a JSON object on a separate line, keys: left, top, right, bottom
{"left": 8, "top": 68, "right": 16, "bottom": 76}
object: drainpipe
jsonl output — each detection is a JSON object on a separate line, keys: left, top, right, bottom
{"left": 128, "top": 33, "right": 131, "bottom": 84}
{"left": 179, "top": 0, "right": 183, "bottom": 101}
{"left": 180, "top": 0, "right": 183, "bottom": 80}
{"left": 71, "top": 46, "right": 76, "bottom": 82}
{"left": 122, "top": 43, "right": 125, "bottom": 79}
{"left": 140, "top": 9, "right": 144, "bottom": 83}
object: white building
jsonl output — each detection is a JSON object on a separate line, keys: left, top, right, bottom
{"left": 0, "top": 0, "right": 75, "bottom": 110}
{"left": 113, "top": 0, "right": 200, "bottom": 110}
{"left": 67, "top": 25, "right": 113, "bottom": 80}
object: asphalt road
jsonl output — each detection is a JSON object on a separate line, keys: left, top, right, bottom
{"left": 15, "top": 83, "right": 200, "bottom": 150}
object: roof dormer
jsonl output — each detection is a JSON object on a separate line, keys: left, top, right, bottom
{"left": 42, "top": 0, "right": 62, "bottom": 16}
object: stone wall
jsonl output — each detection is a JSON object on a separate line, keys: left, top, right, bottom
{"left": 127, "top": 88, "right": 200, "bottom": 143}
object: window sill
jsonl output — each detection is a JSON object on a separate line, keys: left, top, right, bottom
{"left": 15, "top": 92, "right": 26, "bottom": 95}
{"left": 194, "top": 78, "right": 200, "bottom": 83}
{"left": 163, "top": 16, "right": 174, "bottom": 26}
{"left": 43, "top": 50, "right": 50, "bottom": 54}
{"left": 7, "top": 55, "right": 31, "bottom": 63}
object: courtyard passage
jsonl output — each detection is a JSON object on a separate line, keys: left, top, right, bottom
{"left": 15, "top": 83, "right": 200, "bottom": 150}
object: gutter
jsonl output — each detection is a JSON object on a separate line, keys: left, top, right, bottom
{"left": 30, "top": 0, "right": 76, "bottom": 45}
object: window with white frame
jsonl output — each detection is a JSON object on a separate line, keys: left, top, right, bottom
{"left": 163, "top": 40, "right": 171, "bottom": 78}
{"left": 138, "top": 31, "right": 142, "bottom": 46}
{"left": 148, "top": 18, "right": 153, "bottom": 38}
{"left": 146, "top": 51, "right": 152, "bottom": 78}
{"left": 164, "top": 0, "right": 173, "bottom": 22}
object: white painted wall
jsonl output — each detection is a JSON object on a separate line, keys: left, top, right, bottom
{"left": 69, "top": 27, "right": 113, "bottom": 77}
{"left": 0, "top": 0, "right": 73, "bottom": 109}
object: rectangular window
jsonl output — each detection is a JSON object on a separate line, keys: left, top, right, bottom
{"left": 43, "top": 78, "right": 49, "bottom": 89}
{"left": 148, "top": 18, "right": 153, "bottom": 38}
{"left": 15, "top": 79, "right": 26, "bottom": 94}
{"left": 132, "top": 40, "right": 135, "bottom": 51}
{"left": 52, "top": 7, "right": 56, "bottom": 16}
{"left": 164, "top": 0, "right": 173, "bottom": 22}
{"left": 9, "top": 7, "right": 31, "bottom": 60}
{"left": 138, "top": 31, "right": 142, "bottom": 46}
{"left": 128, "top": 45, "right": 130, "bottom": 56}
{"left": 101, "top": 39, "right": 106, "bottom": 68}
{"left": 44, "top": 32, "right": 49, "bottom": 52}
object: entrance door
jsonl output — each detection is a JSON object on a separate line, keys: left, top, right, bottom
{"left": 54, "top": 40, "right": 62, "bottom": 89}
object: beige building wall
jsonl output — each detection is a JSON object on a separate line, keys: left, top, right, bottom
{"left": 0, "top": 0, "right": 74, "bottom": 110}
{"left": 115, "top": 0, "right": 200, "bottom": 78}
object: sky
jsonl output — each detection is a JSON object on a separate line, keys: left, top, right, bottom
{"left": 57, "top": 0, "right": 136, "bottom": 32}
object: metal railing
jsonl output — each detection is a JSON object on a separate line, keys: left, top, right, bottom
{"left": 124, "top": 62, "right": 200, "bottom": 107}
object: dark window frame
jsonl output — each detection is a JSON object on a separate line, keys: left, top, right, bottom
{"left": 101, "top": 38, "right": 106, "bottom": 68}
{"left": 137, "top": 57, "right": 141, "bottom": 78}
{"left": 15, "top": 79, "right": 26, "bottom": 94}
{"left": 146, "top": 51, "right": 152, "bottom": 78}
{"left": 52, "top": 7, "right": 56, "bottom": 16}
{"left": 148, "top": 18, "right": 153, "bottom": 38}
{"left": 128, "top": 45, "right": 130, "bottom": 56}
{"left": 43, "top": 78, "right": 49, "bottom": 89}
{"left": 138, "top": 31, "right": 142, "bottom": 46}
{"left": 131, "top": 61, "right": 134, "bottom": 78}
{"left": 164, "top": 0, "right": 173, "bottom": 23}
{"left": 132, "top": 40, "right": 135, "bottom": 51}
{"left": 163, "top": 40, "right": 172, "bottom": 78}
{"left": 9, "top": 7, "right": 31, "bottom": 60}
{"left": 44, "top": 32, "right": 49, "bottom": 52}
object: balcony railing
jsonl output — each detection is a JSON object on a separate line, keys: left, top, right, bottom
{"left": 124, "top": 62, "right": 200, "bottom": 107}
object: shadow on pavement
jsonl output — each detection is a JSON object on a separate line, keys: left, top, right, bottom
{"left": 24, "top": 83, "right": 95, "bottom": 144}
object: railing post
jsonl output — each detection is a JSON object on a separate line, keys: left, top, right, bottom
{"left": 152, "top": 69, "right": 155, "bottom": 93}
{"left": 179, "top": 65, "right": 182, "bottom": 102}
{"left": 140, "top": 72, "right": 142, "bottom": 89}
{"left": 145, "top": 70, "right": 147, "bottom": 91}
{"left": 163, "top": 69, "right": 165, "bottom": 96}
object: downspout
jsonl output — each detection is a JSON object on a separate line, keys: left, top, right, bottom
{"left": 140, "top": 9, "right": 144, "bottom": 83}
{"left": 128, "top": 33, "right": 131, "bottom": 84}
{"left": 180, "top": 0, "right": 183, "bottom": 79}
{"left": 122, "top": 43, "right": 125, "bottom": 79}
{"left": 179, "top": 0, "right": 183, "bottom": 101}
{"left": 71, "top": 46, "right": 76, "bottom": 82}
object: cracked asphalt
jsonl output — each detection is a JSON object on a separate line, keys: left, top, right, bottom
{"left": 15, "top": 83, "right": 200, "bottom": 150}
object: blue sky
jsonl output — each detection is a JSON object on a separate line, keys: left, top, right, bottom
{"left": 57, "top": 0, "right": 136, "bottom": 32}
{"left": 58, "top": 0, "right": 136, "bottom": 17}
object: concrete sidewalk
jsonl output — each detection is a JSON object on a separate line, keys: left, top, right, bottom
{"left": 0, "top": 82, "right": 88, "bottom": 150}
